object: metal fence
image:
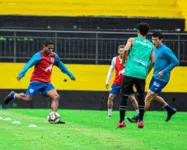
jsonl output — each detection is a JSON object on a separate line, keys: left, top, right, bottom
{"left": 0, "top": 29, "right": 187, "bottom": 64}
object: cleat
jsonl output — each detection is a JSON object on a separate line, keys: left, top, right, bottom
{"left": 127, "top": 117, "right": 138, "bottom": 123}
{"left": 138, "top": 121, "right": 144, "bottom": 128}
{"left": 127, "top": 114, "right": 139, "bottom": 123}
{"left": 4, "top": 91, "right": 15, "bottom": 105}
{"left": 57, "top": 120, "right": 65, "bottom": 124}
{"left": 108, "top": 115, "right": 112, "bottom": 118}
{"left": 50, "top": 120, "right": 65, "bottom": 124}
{"left": 166, "top": 108, "right": 177, "bottom": 122}
{"left": 116, "top": 121, "right": 126, "bottom": 128}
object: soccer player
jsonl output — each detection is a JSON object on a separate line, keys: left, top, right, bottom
{"left": 106, "top": 45, "right": 139, "bottom": 118}
{"left": 4, "top": 40, "right": 75, "bottom": 122}
{"left": 116, "top": 22, "right": 155, "bottom": 128}
{"left": 128, "top": 32, "right": 178, "bottom": 123}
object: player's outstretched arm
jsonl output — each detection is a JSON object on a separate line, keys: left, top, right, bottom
{"left": 147, "top": 48, "right": 155, "bottom": 74}
{"left": 105, "top": 57, "right": 115, "bottom": 89}
{"left": 54, "top": 53, "right": 75, "bottom": 80}
{"left": 18, "top": 52, "right": 41, "bottom": 80}
{"left": 161, "top": 48, "right": 179, "bottom": 75}
{"left": 122, "top": 38, "right": 133, "bottom": 64}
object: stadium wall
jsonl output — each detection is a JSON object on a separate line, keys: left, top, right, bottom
{"left": 0, "top": 63, "right": 187, "bottom": 111}
{"left": 0, "top": 16, "right": 184, "bottom": 31}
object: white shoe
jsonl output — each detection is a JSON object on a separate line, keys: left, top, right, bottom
{"left": 107, "top": 115, "right": 112, "bottom": 118}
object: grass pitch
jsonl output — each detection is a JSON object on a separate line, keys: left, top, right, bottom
{"left": 0, "top": 109, "right": 187, "bottom": 150}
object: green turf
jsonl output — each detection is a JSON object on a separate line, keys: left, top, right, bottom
{"left": 0, "top": 109, "right": 187, "bottom": 150}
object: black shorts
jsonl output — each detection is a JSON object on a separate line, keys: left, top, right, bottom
{"left": 121, "top": 76, "right": 145, "bottom": 95}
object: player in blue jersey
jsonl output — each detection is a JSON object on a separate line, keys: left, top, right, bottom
{"left": 128, "top": 32, "right": 179, "bottom": 123}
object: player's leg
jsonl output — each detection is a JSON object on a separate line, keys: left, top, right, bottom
{"left": 145, "top": 77, "right": 176, "bottom": 121}
{"left": 3, "top": 82, "right": 41, "bottom": 105}
{"left": 107, "top": 84, "right": 120, "bottom": 118}
{"left": 128, "top": 94, "right": 139, "bottom": 114}
{"left": 153, "top": 95, "right": 167, "bottom": 107}
{"left": 107, "top": 93, "right": 116, "bottom": 118}
{"left": 43, "top": 83, "right": 65, "bottom": 123}
{"left": 144, "top": 77, "right": 156, "bottom": 111}
{"left": 128, "top": 79, "right": 154, "bottom": 123}
{"left": 15, "top": 93, "right": 32, "bottom": 101}
{"left": 43, "top": 83, "right": 60, "bottom": 112}
{"left": 144, "top": 90, "right": 157, "bottom": 111}
{"left": 126, "top": 94, "right": 139, "bottom": 123}
{"left": 46, "top": 89, "right": 60, "bottom": 112}
{"left": 153, "top": 96, "right": 176, "bottom": 122}
{"left": 117, "top": 76, "right": 134, "bottom": 128}
{"left": 4, "top": 91, "right": 32, "bottom": 105}
{"left": 134, "top": 78, "right": 146, "bottom": 128}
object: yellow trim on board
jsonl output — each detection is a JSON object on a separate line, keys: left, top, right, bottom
{"left": 0, "top": 63, "right": 186, "bottom": 92}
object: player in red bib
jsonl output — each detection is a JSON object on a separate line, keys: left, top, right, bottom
{"left": 106, "top": 45, "right": 138, "bottom": 118}
{"left": 4, "top": 40, "right": 75, "bottom": 123}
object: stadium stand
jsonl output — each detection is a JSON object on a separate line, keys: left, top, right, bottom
{"left": 0, "top": 0, "right": 181, "bottom": 17}
{"left": 177, "top": 0, "right": 187, "bottom": 30}
{"left": 0, "top": 0, "right": 185, "bottom": 30}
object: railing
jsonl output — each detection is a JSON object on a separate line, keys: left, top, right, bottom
{"left": 0, "top": 29, "right": 186, "bottom": 64}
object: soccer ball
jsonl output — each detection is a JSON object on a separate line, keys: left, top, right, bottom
{"left": 47, "top": 112, "right": 60, "bottom": 124}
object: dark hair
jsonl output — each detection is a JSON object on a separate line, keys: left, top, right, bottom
{"left": 44, "top": 40, "right": 54, "bottom": 46}
{"left": 152, "top": 32, "right": 163, "bottom": 40}
{"left": 137, "top": 22, "right": 150, "bottom": 36}
{"left": 118, "top": 45, "right": 125, "bottom": 50}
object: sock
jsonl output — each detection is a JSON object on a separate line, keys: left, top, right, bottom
{"left": 119, "top": 94, "right": 128, "bottom": 123}
{"left": 164, "top": 105, "right": 174, "bottom": 112}
{"left": 136, "top": 109, "right": 139, "bottom": 115}
{"left": 11, "top": 92, "right": 16, "bottom": 99}
{"left": 137, "top": 93, "right": 145, "bottom": 122}
{"left": 108, "top": 109, "right": 112, "bottom": 116}
{"left": 120, "top": 110, "right": 126, "bottom": 122}
{"left": 14, "top": 93, "right": 17, "bottom": 99}
{"left": 135, "top": 113, "right": 140, "bottom": 121}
